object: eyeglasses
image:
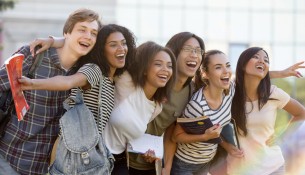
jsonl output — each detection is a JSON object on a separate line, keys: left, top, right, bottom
{"left": 181, "top": 46, "right": 204, "bottom": 56}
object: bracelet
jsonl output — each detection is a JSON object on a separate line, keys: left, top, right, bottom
{"left": 48, "top": 35, "right": 55, "bottom": 47}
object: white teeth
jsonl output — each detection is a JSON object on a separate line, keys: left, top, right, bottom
{"left": 117, "top": 54, "right": 125, "bottom": 57}
{"left": 79, "top": 42, "right": 89, "bottom": 47}
{"left": 159, "top": 75, "right": 167, "bottom": 79}
{"left": 256, "top": 65, "right": 264, "bottom": 70}
{"left": 186, "top": 61, "right": 197, "bottom": 66}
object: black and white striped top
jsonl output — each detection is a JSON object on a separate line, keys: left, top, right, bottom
{"left": 69, "top": 63, "right": 115, "bottom": 134}
{"left": 175, "top": 82, "right": 235, "bottom": 164}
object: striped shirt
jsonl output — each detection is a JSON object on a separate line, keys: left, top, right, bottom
{"left": 176, "top": 82, "right": 235, "bottom": 164}
{"left": 0, "top": 45, "right": 76, "bottom": 175}
{"left": 69, "top": 63, "right": 114, "bottom": 134}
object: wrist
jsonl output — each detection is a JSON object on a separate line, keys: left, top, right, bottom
{"left": 48, "top": 35, "right": 55, "bottom": 47}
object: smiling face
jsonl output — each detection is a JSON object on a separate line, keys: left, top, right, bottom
{"left": 64, "top": 20, "right": 99, "bottom": 57}
{"left": 176, "top": 37, "right": 203, "bottom": 79}
{"left": 104, "top": 32, "right": 128, "bottom": 73}
{"left": 245, "top": 50, "right": 269, "bottom": 80}
{"left": 204, "top": 53, "right": 232, "bottom": 90}
{"left": 145, "top": 51, "right": 173, "bottom": 91}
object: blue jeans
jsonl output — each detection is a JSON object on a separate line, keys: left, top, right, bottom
{"left": 171, "top": 156, "right": 210, "bottom": 175}
{"left": 0, "top": 154, "right": 20, "bottom": 175}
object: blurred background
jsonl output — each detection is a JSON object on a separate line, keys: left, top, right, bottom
{"left": 1, "top": 0, "right": 305, "bottom": 174}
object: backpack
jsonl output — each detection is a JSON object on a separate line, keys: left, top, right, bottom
{"left": 49, "top": 75, "right": 114, "bottom": 175}
{"left": 0, "top": 46, "right": 43, "bottom": 137}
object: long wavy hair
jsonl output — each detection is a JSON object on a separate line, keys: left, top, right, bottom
{"left": 231, "top": 47, "right": 271, "bottom": 136}
{"left": 165, "top": 32, "right": 205, "bottom": 87}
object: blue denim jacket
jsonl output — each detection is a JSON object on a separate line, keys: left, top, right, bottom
{"left": 49, "top": 89, "right": 114, "bottom": 175}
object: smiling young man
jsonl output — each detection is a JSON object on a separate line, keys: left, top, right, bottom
{"left": 0, "top": 8, "right": 101, "bottom": 175}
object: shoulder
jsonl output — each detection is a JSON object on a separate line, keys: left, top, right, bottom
{"left": 190, "top": 87, "right": 204, "bottom": 101}
{"left": 114, "top": 71, "right": 136, "bottom": 101}
{"left": 270, "top": 85, "right": 289, "bottom": 97}
{"left": 115, "top": 71, "right": 134, "bottom": 89}
{"left": 270, "top": 85, "right": 290, "bottom": 108}
{"left": 78, "top": 63, "right": 102, "bottom": 76}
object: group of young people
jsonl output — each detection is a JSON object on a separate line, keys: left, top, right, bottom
{"left": 0, "top": 8, "right": 305, "bottom": 175}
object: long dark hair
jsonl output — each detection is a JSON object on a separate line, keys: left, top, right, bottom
{"left": 231, "top": 47, "right": 271, "bottom": 136}
{"left": 128, "top": 41, "right": 177, "bottom": 103}
{"left": 77, "top": 24, "right": 136, "bottom": 76}
{"left": 165, "top": 32, "right": 205, "bottom": 87}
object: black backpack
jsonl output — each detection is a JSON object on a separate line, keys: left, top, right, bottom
{"left": 0, "top": 46, "right": 43, "bottom": 137}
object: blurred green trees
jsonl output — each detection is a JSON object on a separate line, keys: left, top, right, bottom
{"left": 0, "top": 0, "right": 15, "bottom": 11}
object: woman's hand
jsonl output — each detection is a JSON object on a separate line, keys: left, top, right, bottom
{"left": 29, "top": 37, "right": 54, "bottom": 56}
{"left": 204, "top": 124, "right": 221, "bottom": 140}
{"left": 282, "top": 61, "right": 305, "bottom": 78}
{"left": 266, "top": 134, "right": 280, "bottom": 146}
{"left": 223, "top": 143, "right": 244, "bottom": 158}
{"left": 18, "top": 76, "right": 35, "bottom": 90}
{"left": 142, "top": 149, "right": 158, "bottom": 163}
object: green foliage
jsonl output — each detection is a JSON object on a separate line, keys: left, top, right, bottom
{"left": 0, "top": 0, "right": 15, "bottom": 11}
{"left": 296, "top": 78, "right": 305, "bottom": 104}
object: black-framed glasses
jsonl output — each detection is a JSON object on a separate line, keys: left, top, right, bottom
{"left": 181, "top": 46, "right": 204, "bottom": 56}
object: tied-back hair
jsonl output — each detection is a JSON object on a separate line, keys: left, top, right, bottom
{"left": 194, "top": 50, "right": 226, "bottom": 92}
{"left": 165, "top": 32, "right": 205, "bottom": 87}
{"left": 77, "top": 24, "right": 136, "bottom": 76}
{"left": 128, "top": 41, "right": 177, "bottom": 103}
{"left": 231, "top": 47, "right": 271, "bottom": 136}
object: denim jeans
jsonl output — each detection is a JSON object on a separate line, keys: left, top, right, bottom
{"left": 0, "top": 154, "right": 20, "bottom": 175}
{"left": 171, "top": 156, "right": 210, "bottom": 175}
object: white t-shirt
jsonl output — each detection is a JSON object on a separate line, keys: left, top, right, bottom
{"left": 104, "top": 71, "right": 162, "bottom": 154}
{"left": 227, "top": 85, "right": 290, "bottom": 175}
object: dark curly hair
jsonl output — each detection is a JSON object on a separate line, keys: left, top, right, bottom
{"left": 77, "top": 24, "right": 136, "bottom": 76}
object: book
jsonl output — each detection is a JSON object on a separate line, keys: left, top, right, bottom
{"left": 127, "top": 134, "right": 163, "bottom": 159}
{"left": 5, "top": 54, "right": 29, "bottom": 121}
{"left": 220, "top": 118, "right": 240, "bottom": 149}
{"left": 177, "top": 116, "right": 222, "bottom": 143}
{"left": 229, "top": 118, "right": 240, "bottom": 149}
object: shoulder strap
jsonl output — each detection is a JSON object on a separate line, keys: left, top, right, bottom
{"left": 97, "top": 71, "right": 104, "bottom": 117}
{"left": 27, "top": 45, "right": 44, "bottom": 78}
